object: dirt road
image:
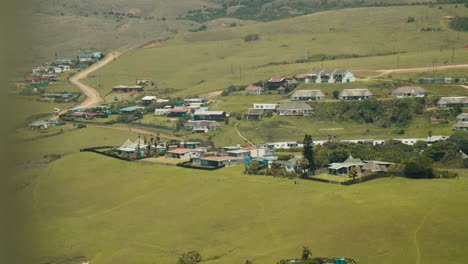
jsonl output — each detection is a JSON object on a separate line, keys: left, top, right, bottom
{"left": 360, "top": 64, "right": 468, "bottom": 81}
{"left": 69, "top": 52, "right": 121, "bottom": 107}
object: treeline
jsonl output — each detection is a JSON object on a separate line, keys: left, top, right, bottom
{"left": 183, "top": 0, "right": 464, "bottom": 23}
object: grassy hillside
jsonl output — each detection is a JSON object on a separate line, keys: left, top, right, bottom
{"left": 15, "top": 153, "right": 468, "bottom": 264}
{"left": 28, "top": 0, "right": 219, "bottom": 67}
{"left": 83, "top": 4, "right": 468, "bottom": 97}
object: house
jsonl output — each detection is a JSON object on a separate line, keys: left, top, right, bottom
{"left": 328, "top": 156, "right": 365, "bottom": 175}
{"left": 306, "top": 69, "right": 355, "bottom": 83}
{"left": 118, "top": 106, "right": 145, "bottom": 114}
{"left": 240, "top": 146, "right": 267, "bottom": 158}
{"left": 200, "top": 156, "right": 244, "bottom": 168}
{"left": 253, "top": 103, "right": 279, "bottom": 110}
{"left": 277, "top": 102, "right": 313, "bottom": 116}
{"left": 294, "top": 73, "right": 308, "bottom": 82}
{"left": 453, "top": 122, "right": 468, "bottom": 131}
{"left": 332, "top": 69, "right": 356, "bottom": 83}
{"left": 362, "top": 161, "right": 388, "bottom": 173}
{"left": 136, "top": 79, "right": 154, "bottom": 86}
{"left": 77, "top": 49, "right": 102, "bottom": 63}
{"left": 29, "top": 120, "right": 57, "bottom": 129}
{"left": 291, "top": 90, "right": 325, "bottom": 101}
{"left": 266, "top": 77, "right": 287, "bottom": 90}
{"left": 247, "top": 108, "right": 264, "bottom": 120}
{"left": 277, "top": 86, "right": 287, "bottom": 94}
{"left": 457, "top": 113, "right": 468, "bottom": 122}
{"left": 165, "top": 148, "right": 200, "bottom": 160}
{"left": 245, "top": 84, "right": 263, "bottom": 95}
{"left": 338, "top": 89, "right": 373, "bottom": 100}
{"left": 41, "top": 93, "right": 74, "bottom": 101}
{"left": 260, "top": 141, "right": 300, "bottom": 150}
{"left": 392, "top": 86, "right": 426, "bottom": 98}
{"left": 141, "top": 96, "right": 157, "bottom": 105}
{"left": 437, "top": 97, "right": 468, "bottom": 108}
{"left": 227, "top": 149, "right": 251, "bottom": 158}
{"left": 184, "top": 120, "right": 221, "bottom": 133}
{"left": 193, "top": 110, "right": 227, "bottom": 121}
{"left": 182, "top": 142, "right": 202, "bottom": 149}
{"left": 167, "top": 108, "right": 190, "bottom": 118}
{"left": 112, "top": 85, "right": 144, "bottom": 93}
{"left": 155, "top": 108, "right": 169, "bottom": 116}
{"left": 184, "top": 98, "right": 208, "bottom": 106}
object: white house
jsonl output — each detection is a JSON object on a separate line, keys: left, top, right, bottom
{"left": 253, "top": 103, "right": 279, "bottom": 110}
{"left": 392, "top": 86, "right": 426, "bottom": 98}
{"left": 141, "top": 96, "right": 157, "bottom": 105}
{"left": 305, "top": 69, "right": 355, "bottom": 83}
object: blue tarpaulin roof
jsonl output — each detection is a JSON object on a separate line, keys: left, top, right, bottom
{"left": 119, "top": 106, "right": 145, "bottom": 112}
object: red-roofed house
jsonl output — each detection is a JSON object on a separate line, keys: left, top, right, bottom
{"left": 166, "top": 148, "right": 200, "bottom": 160}
{"left": 294, "top": 73, "right": 308, "bottom": 82}
{"left": 167, "top": 108, "right": 190, "bottom": 118}
{"left": 245, "top": 84, "right": 263, "bottom": 95}
{"left": 267, "top": 77, "right": 287, "bottom": 90}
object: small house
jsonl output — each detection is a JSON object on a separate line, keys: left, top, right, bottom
{"left": 332, "top": 69, "right": 356, "bottom": 83}
{"left": 112, "top": 85, "right": 144, "bottom": 93}
{"left": 193, "top": 110, "right": 227, "bottom": 121}
{"left": 338, "top": 89, "right": 373, "bottom": 100}
{"left": 154, "top": 108, "right": 169, "bottom": 116}
{"left": 294, "top": 73, "right": 308, "bottom": 82}
{"left": 457, "top": 113, "right": 468, "bottom": 122}
{"left": 437, "top": 97, "right": 468, "bottom": 108}
{"left": 184, "top": 120, "right": 221, "bottom": 133}
{"left": 247, "top": 108, "right": 264, "bottom": 120}
{"left": 118, "top": 106, "right": 145, "bottom": 114}
{"left": 328, "top": 156, "right": 365, "bottom": 175}
{"left": 167, "top": 108, "right": 190, "bottom": 118}
{"left": 200, "top": 156, "right": 244, "bottom": 168}
{"left": 245, "top": 84, "right": 263, "bottom": 95}
{"left": 227, "top": 149, "right": 251, "bottom": 158}
{"left": 136, "top": 79, "right": 154, "bottom": 86}
{"left": 266, "top": 77, "right": 287, "bottom": 90}
{"left": 453, "top": 122, "right": 468, "bottom": 131}
{"left": 253, "top": 103, "right": 279, "bottom": 110}
{"left": 165, "top": 148, "right": 200, "bottom": 160}
{"left": 277, "top": 102, "right": 313, "bottom": 116}
{"left": 184, "top": 98, "right": 208, "bottom": 106}
{"left": 141, "top": 96, "right": 157, "bottom": 105}
{"left": 291, "top": 90, "right": 325, "bottom": 101}
{"left": 392, "top": 86, "right": 426, "bottom": 98}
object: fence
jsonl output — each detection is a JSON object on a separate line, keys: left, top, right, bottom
{"left": 308, "top": 172, "right": 388, "bottom": 186}
{"left": 80, "top": 146, "right": 132, "bottom": 161}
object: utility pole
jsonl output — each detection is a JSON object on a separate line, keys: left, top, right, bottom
{"left": 307, "top": 49, "right": 310, "bottom": 63}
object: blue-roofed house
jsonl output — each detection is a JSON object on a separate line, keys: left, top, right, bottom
{"left": 118, "top": 106, "right": 146, "bottom": 114}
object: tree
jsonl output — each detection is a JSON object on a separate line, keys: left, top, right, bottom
{"left": 178, "top": 250, "right": 202, "bottom": 264}
{"left": 348, "top": 166, "right": 358, "bottom": 182}
{"left": 404, "top": 156, "right": 434, "bottom": 179}
{"left": 301, "top": 246, "right": 312, "bottom": 260}
{"left": 302, "top": 134, "right": 315, "bottom": 172}
{"left": 332, "top": 90, "right": 340, "bottom": 99}
{"left": 245, "top": 260, "right": 253, "bottom": 264}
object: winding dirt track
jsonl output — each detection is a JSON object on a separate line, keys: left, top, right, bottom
{"left": 69, "top": 52, "right": 121, "bottom": 107}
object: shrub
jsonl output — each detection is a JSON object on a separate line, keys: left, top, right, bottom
{"left": 404, "top": 156, "right": 434, "bottom": 179}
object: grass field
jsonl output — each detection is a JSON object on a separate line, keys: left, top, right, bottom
{"left": 14, "top": 153, "right": 468, "bottom": 264}
{"left": 81, "top": 5, "right": 468, "bottom": 97}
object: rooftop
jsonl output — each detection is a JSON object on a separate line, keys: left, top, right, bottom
{"left": 167, "top": 148, "right": 193, "bottom": 154}
{"left": 339, "top": 89, "right": 373, "bottom": 97}
{"left": 292, "top": 90, "right": 325, "bottom": 98}
{"left": 392, "top": 86, "right": 425, "bottom": 94}
{"left": 277, "top": 102, "right": 313, "bottom": 111}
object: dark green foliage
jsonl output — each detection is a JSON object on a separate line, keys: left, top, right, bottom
{"left": 424, "top": 141, "right": 458, "bottom": 162}
{"left": 301, "top": 246, "right": 311, "bottom": 260}
{"left": 448, "top": 130, "right": 468, "bottom": 153}
{"left": 449, "top": 16, "right": 468, "bottom": 31}
{"left": 183, "top": 0, "right": 432, "bottom": 23}
{"left": 188, "top": 24, "right": 207, "bottom": 32}
{"left": 404, "top": 156, "right": 434, "bottom": 179}
{"left": 302, "top": 134, "right": 315, "bottom": 171}
{"left": 178, "top": 250, "right": 202, "bottom": 264}
{"left": 313, "top": 98, "right": 424, "bottom": 128}
{"left": 245, "top": 161, "right": 265, "bottom": 175}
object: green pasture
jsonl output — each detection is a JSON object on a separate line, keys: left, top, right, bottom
{"left": 14, "top": 153, "right": 468, "bottom": 264}
{"left": 82, "top": 5, "right": 468, "bottom": 97}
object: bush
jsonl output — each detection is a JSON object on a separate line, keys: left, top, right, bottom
{"left": 404, "top": 156, "right": 434, "bottom": 179}
{"left": 244, "top": 33, "right": 260, "bottom": 42}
